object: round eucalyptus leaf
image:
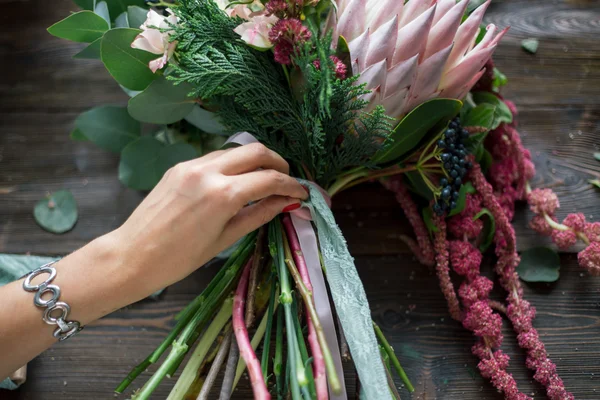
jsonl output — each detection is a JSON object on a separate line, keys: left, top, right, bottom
{"left": 33, "top": 190, "right": 78, "bottom": 234}
{"left": 128, "top": 78, "right": 196, "bottom": 124}
{"left": 101, "top": 28, "right": 157, "bottom": 91}
{"left": 47, "top": 10, "right": 109, "bottom": 43}
{"left": 75, "top": 106, "right": 140, "bottom": 153}
{"left": 516, "top": 247, "right": 561, "bottom": 283}
{"left": 119, "top": 137, "right": 198, "bottom": 190}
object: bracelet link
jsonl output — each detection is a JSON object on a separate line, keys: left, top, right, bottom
{"left": 23, "top": 261, "right": 83, "bottom": 342}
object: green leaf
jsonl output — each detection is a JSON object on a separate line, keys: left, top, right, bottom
{"left": 516, "top": 247, "right": 560, "bottom": 283}
{"left": 115, "top": 11, "right": 129, "bottom": 28}
{"left": 70, "top": 128, "right": 88, "bottom": 141}
{"left": 0, "top": 254, "right": 58, "bottom": 286}
{"left": 104, "top": 0, "right": 147, "bottom": 22}
{"left": 521, "top": 38, "right": 539, "bottom": 54}
{"left": 480, "top": 148, "right": 493, "bottom": 173}
{"left": 492, "top": 67, "right": 508, "bottom": 89}
{"left": 101, "top": 28, "right": 157, "bottom": 91}
{"left": 472, "top": 92, "right": 513, "bottom": 129}
{"left": 422, "top": 207, "right": 439, "bottom": 235}
{"left": 335, "top": 35, "right": 351, "bottom": 73}
{"left": 406, "top": 171, "right": 434, "bottom": 201}
{"left": 33, "top": 190, "right": 78, "bottom": 234}
{"left": 473, "top": 208, "right": 495, "bottom": 252}
{"left": 593, "top": 152, "right": 600, "bottom": 162}
{"left": 47, "top": 11, "right": 109, "bottom": 43}
{"left": 128, "top": 78, "right": 196, "bottom": 124}
{"left": 94, "top": 1, "right": 110, "bottom": 25}
{"left": 75, "top": 106, "right": 140, "bottom": 153}
{"left": 127, "top": 6, "right": 148, "bottom": 29}
{"left": 184, "top": 106, "right": 228, "bottom": 136}
{"left": 448, "top": 182, "right": 476, "bottom": 216}
{"left": 466, "top": 0, "right": 486, "bottom": 14}
{"left": 73, "top": 37, "right": 102, "bottom": 59}
{"left": 373, "top": 99, "right": 463, "bottom": 164}
{"left": 73, "top": 0, "right": 95, "bottom": 10}
{"left": 589, "top": 179, "right": 600, "bottom": 189}
{"left": 118, "top": 137, "right": 198, "bottom": 190}
{"left": 463, "top": 104, "right": 496, "bottom": 130}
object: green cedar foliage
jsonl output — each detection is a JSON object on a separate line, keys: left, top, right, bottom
{"left": 170, "top": 0, "right": 392, "bottom": 187}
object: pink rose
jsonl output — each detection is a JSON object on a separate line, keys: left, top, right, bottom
{"left": 131, "top": 9, "right": 178, "bottom": 73}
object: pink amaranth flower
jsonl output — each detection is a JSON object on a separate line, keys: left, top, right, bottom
{"left": 527, "top": 188, "right": 560, "bottom": 215}
{"left": 563, "top": 213, "right": 586, "bottom": 232}
{"left": 266, "top": 0, "right": 289, "bottom": 16}
{"left": 490, "top": 157, "right": 518, "bottom": 188}
{"left": 578, "top": 241, "right": 600, "bottom": 276}
{"left": 584, "top": 222, "right": 600, "bottom": 242}
{"left": 529, "top": 214, "right": 555, "bottom": 236}
{"left": 448, "top": 194, "right": 484, "bottom": 239}
{"left": 458, "top": 276, "right": 494, "bottom": 308}
{"left": 449, "top": 240, "right": 482, "bottom": 279}
{"left": 495, "top": 186, "right": 518, "bottom": 221}
{"left": 551, "top": 229, "right": 577, "bottom": 250}
{"left": 463, "top": 301, "right": 503, "bottom": 345}
{"left": 504, "top": 100, "right": 518, "bottom": 120}
{"left": 269, "top": 18, "right": 311, "bottom": 65}
{"left": 313, "top": 55, "right": 347, "bottom": 80}
{"left": 433, "top": 215, "right": 462, "bottom": 321}
{"left": 524, "top": 158, "right": 536, "bottom": 181}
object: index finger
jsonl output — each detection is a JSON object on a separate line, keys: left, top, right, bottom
{"left": 215, "top": 143, "right": 289, "bottom": 176}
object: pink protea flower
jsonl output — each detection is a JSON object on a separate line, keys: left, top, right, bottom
{"left": 269, "top": 18, "right": 311, "bottom": 65}
{"left": 551, "top": 229, "right": 577, "bottom": 250}
{"left": 584, "top": 221, "right": 600, "bottom": 242}
{"left": 578, "top": 241, "right": 600, "bottom": 276}
{"left": 332, "top": 0, "right": 507, "bottom": 118}
{"left": 449, "top": 240, "right": 482, "bottom": 279}
{"left": 562, "top": 213, "right": 586, "bottom": 232}
{"left": 527, "top": 188, "right": 560, "bottom": 215}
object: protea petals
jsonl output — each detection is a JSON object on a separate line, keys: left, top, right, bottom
{"left": 333, "top": 0, "right": 506, "bottom": 119}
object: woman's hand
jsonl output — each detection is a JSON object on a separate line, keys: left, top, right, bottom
{"left": 0, "top": 143, "right": 307, "bottom": 379}
{"left": 114, "top": 143, "right": 308, "bottom": 294}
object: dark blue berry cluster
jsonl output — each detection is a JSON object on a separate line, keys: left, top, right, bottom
{"left": 433, "top": 118, "right": 473, "bottom": 216}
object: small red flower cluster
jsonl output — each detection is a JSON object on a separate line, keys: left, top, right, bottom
{"left": 268, "top": 18, "right": 311, "bottom": 65}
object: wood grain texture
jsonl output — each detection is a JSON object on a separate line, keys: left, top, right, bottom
{"left": 1, "top": 0, "right": 600, "bottom": 399}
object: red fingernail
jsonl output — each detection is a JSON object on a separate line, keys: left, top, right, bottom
{"left": 302, "top": 185, "right": 310, "bottom": 194}
{"left": 282, "top": 203, "right": 302, "bottom": 213}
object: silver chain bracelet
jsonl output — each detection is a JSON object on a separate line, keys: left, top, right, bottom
{"left": 22, "top": 261, "right": 83, "bottom": 341}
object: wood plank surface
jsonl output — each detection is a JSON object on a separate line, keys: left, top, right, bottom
{"left": 1, "top": 0, "right": 600, "bottom": 399}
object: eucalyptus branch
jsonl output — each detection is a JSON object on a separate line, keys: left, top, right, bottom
{"left": 219, "top": 340, "right": 239, "bottom": 400}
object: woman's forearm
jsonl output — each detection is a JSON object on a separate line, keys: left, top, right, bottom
{"left": 0, "top": 230, "right": 150, "bottom": 379}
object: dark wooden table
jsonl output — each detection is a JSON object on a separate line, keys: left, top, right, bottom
{"left": 1, "top": 0, "right": 600, "bottom": 399}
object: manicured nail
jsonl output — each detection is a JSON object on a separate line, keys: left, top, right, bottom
{"left": 302, "top": 185, "right": 310, "bottom": 194}
{"left": 282, "top": 203, "right": 302, "bottom": 213}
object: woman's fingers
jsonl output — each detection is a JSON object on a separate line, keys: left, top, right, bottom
{"left": 216, "top": 143, "right": 290, "bottom": 175}
{"left": 231, "top": 169, "right": 308, "bottom": 206}
{"left": 220, "top": 195, "right": 300, "bottom": 246}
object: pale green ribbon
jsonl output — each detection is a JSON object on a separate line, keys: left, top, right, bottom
{"left": 299, "top": 180, "right": 392, "bottom": 400}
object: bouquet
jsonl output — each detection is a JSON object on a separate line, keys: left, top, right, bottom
{"left": 48, "top": 0, "right": 599, "bottom": 399}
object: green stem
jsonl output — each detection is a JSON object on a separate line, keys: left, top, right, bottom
{"left": 373, "top": 322, "right": 414, "bottom": 392}
{"left": 327, "top": 170, "right": 369, "bottom": 197}
{"left": 115, "top": 235, "right": 255, "bottom": 394}
{"left": 165, "top": 298, "right": 234, "bottom": 400}
{"left": 261, "top": 272, "right": 278, "bottom": 382}
{"left": 292, "top": 298, "right": 316, "bottom": 399}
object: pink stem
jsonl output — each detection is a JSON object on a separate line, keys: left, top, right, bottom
{"left": 281, "top": 215, "right": 328, "bottom": 400}
{"left": 233, "top": 257, "right": 271, "bottom": 400}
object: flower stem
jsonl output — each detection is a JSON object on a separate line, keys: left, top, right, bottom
{"left": 327, "top": 170, "right": 369, "bottom": 197}
{"left": 292, "top": 298, "right": 317, "bottom": 399}
{"left": 232, "top": 257, "right": 271, "bottom": 399}
{"left": 281, "top": 224, "right": 341, "bottom": 396}
{"left": 196, "top": 329, "right": 233, "bottom": 400}
{"left": 373, "top": 322, "right": 414, "bottom": 392}
{"left": 274, "top": 305, "right": 284, "bottom": 399}
{"left": 115, "top": 234, "right": 255, "bottom": 393}
{"left": 261, "top": 271, "right": 278, "bottom": 382}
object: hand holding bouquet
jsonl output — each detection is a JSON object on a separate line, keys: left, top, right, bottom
{"left": 47, "top": 0, "right": 598, "bottom": 398}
